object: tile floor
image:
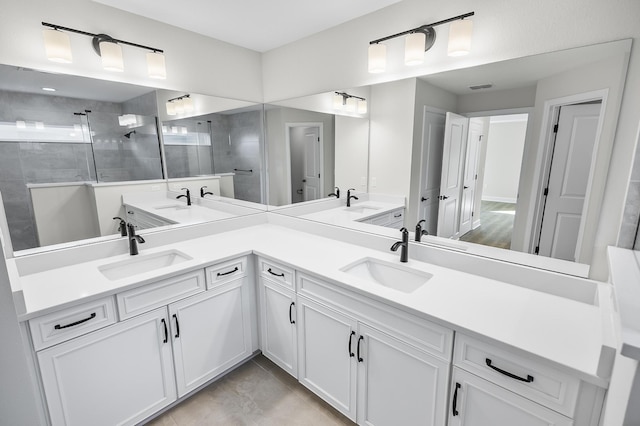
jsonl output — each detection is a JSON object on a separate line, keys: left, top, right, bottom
{"left": 145, "top": 355, "right": 355, "bottom": 426}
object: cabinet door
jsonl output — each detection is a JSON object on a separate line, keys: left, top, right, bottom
{"left": 259, "top": 278, "right": 297, "bottom": 377}
{"left": 357, "top": 324, "right": 449, "bottom": 426}
{"left": 449, "top": 368, "right": 573, "bottom": 426}
{"left": 170, "top": 278, "right": 253, "bottom": 397}
{"left": 37, "top": 308, "right": 176, "bottom": 426}
{"left": 297, "top": 296, "right": 358, "bottom": 421}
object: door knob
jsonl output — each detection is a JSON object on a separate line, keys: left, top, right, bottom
{"left": 421, "top": 197, "right": 429, "bottom": 202}
{"left": 463, "top": 186, "right": 469, "bottom": 189}
{"left": 438, "top": 195, "right": 449, "bottom": 200}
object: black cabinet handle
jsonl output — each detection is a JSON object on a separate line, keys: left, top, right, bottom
{"left": 289, "top": 302, "right": 295, "bottom": 324}
{"left": 267, "top": 268, "right": 285, "bottom": 278}
{"left": 128, "top": 210, "right": 134, "bottom": 214}
{"left": 217, "top": 266, "right": 239, "bottom": 277}
{"left": 486, "top": 358, "right": 534, "bottom": 383}
{"left": 173, "top": 314, "right": 180, "bottom": 338}
{"left": 348, "top": 331, "right": 355, "bottom": 357}
{"left": 54, "top": 312, "right": 96, "bottom": 330}
{"left": 161, "top": 318, "right": 168, "bottom": 343}
{"left": 393, "top": 213, "right": 402, "bottom": 218}
{"left": 452, "top": 382, "right": 461, "bottom": 416}
{"left": 357, "top": 335, "right": 364, "bottom": 362}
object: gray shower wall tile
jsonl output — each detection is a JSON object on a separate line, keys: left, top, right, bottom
{"left": 0, "top": 143, "right": 24, "bottom": 181}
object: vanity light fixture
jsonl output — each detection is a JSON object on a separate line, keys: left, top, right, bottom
{"left": 368, "top": 11, "right": 474, "bottom": 72}
{"left": 165, "top": 94, "right": 194, "bottom": 116}
{"left": 334, "top": 92, "right": 367, "bottom": 114}
{"left": 41, "top": 22, "right": 166, "bottom": 79}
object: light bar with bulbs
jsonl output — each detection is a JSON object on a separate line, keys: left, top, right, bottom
{"left": 41, "top": 22, "right": 166, "bottom": 79}
{"left": 333, "top": 92, "right": 367, "bottom": 114}
{"left": 166, "top": 94, "right": 195, "bottom": 116}
{"left": 368, "top": 12, "right": 474, "bottom": 73}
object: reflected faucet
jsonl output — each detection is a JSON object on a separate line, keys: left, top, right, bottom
{"left": 390, "top": 227, "right": 409, "bottom": 263}
{"left": 415, "top": 220, "right": 429, "bottom": 242}
{"left": 127, "top": 223, "right": 145, "bottom": 256}
{"left": 347, "top": 188, "right": 359, "bottom": 207}
{"left": 328, "top": 187, "right": 340, "bottom": 198}
{"left": 113, "top": 216, "right": 127, "bottom": 237}
{"left": 200, "top": 186, "right": 214, "bottom": 198}
{"left": 176, "top": 188, "right": 191, "bottom": 206}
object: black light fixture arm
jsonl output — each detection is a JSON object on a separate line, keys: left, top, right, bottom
{"left": 42, "top": 22, "right": 164, "bottom": 53}
{"left": 369, "top": 11, "right": 474, "bottom": 45}
{"left": 335, "top": 91, "right": 365, "bottom": 102}
{"left": 167, "top": 94, "right": 191, "bottom": 103}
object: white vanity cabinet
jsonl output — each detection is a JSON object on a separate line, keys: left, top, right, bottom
{"left": 449, "top": 333, "right": 605, "bottom": 426}
{"left": 34, "top": 256, "right": 254, "bottom": 426}
{"left": 37, "top": 308, "right": 177, "bottom": 426}
{"left": 257, "top": 258, "right": 298, "bottom": 377}
{"left": 357, "top": 207, "right": 405, "bottom": 229}
{"left": 295, "top": 271, "right": 452, "bottom": 425}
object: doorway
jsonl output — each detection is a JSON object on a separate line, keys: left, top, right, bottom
{"left": 285, "top": 123, "right": 323, "bottom": 204}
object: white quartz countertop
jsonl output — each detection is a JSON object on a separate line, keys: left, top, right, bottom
{"left": 16, "top": 224, "right": 609, "bottom": 386}
{"left": 125, "top": 198, "right": 235, "bottom": 224}
{"left": 300, "top": 201, "right": 404, "bottom": 225}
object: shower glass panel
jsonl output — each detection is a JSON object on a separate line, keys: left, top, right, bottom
{"left": 84, "top": 112, "right": 163, "bottom": 182}
{"left": 0, "top": 107, "right": 95, "bottom": 250}
{"left": 163, "top": 119, "right": 214, "bottom": 178}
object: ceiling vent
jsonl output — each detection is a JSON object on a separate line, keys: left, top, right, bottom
{"left": 469, "top": 83, "right": 493, "bottom": 90}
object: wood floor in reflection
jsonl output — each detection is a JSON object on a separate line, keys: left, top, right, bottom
{"left": 459, "top": 201, "right": 516, "bottom": 249}
{"left": 145, "top": 355, "right": 354, "bottom": 426}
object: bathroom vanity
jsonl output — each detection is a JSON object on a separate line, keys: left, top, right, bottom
{"left": 7, "top": 211, "right": 614, "bottom": 426}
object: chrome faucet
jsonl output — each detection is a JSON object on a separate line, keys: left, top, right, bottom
{"left": 113, "top": 216, "right": 127, "bottom": 236}
{"left": 347, "top": 188, "right": 359, "bottom": 207}
{"left": 328, "top": 187, "right": 340, "bottom": 198}
{"left": 415, "top": 220, "right": 429, "bottom": 242}
{"left": 127, "top": 223, "right": 145, "bottom": 256}
{"left": 390, "top": 227, "right": 409, "bottom": 262}
{"left": 200, "top": 186, "right": 213, "bottom": 197}
{"left": 176, "top": 188, "right": 191, "bottom": 205}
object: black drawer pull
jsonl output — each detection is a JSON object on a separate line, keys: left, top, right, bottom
{"left": 267, "top": 268, "right": 285, "bottom": 278}
{"left": 357, "top": 335, "right": 364, "bottom": 362}
{"left": 348, "top": 331, "right": 355, "bottom": 357}
{"left": 289, "top": 302, "right": 295, "bottom": 324}
{"left": 452, "top": 382, "right": 461, "bottom": 416}
{"left": 393, "top": 213, "right": 402, "bottom": 218}
{"left": 161, "top": 318, "right": 168, "bottom": 343}
{"left": 173, "top": 314, "right": 180, "bottom": 338}
{"left": 54, "top": 313, "right": 96, "bottom": 330}
{"left": 217, "top": 266, "right": 239, "bottom": 277}
{"left": 486, "top": 358, "right": 534, "bottom": 383}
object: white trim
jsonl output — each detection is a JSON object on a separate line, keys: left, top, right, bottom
{"left": 527, "top": 89, "right": 608, "bottom": 258}
{"left": 284, "top": 122, "right": 324, "bottom": 204}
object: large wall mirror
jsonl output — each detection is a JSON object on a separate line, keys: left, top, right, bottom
{"left": 271, "top": 39, "right": 632, "bottom": 275}
{"left": 0, "top": 66, "right": 265, "bottom": 256}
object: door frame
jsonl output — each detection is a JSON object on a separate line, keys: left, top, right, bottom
{"left": 284, "top": 122, "right": 324, "bottom": 205}
{"left": 528, "top": 90, "right": 608, "bottom": 258}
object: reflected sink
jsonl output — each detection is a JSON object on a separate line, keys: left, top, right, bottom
{"left": 99, "top": 250, "right": 192, "bottom": 281}
{"left": 344, "top": 205, "right": 381, "bottom": 215}
{"left": 340, "top": 257, "right": 432, "bottom": 293}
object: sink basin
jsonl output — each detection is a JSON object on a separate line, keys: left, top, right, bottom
{"left": 344, "top": 205, "right": 381, "bottom": 215}
{"left": 155, "top": 204, "right": 190, "bottom": 210}
{"left": 340, "top": 257, "right": 432, "bottom": 293}
{"left": 99, "top": 250, "right": 192, "bottom": 281}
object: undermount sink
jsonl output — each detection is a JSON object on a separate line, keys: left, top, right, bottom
{"left": 341, "top": 257, "right": 432, "bottom": 293}
{"left": 154, "top": 203, "right": 190, "bottom": 210}
{"left": 344, "top": 205, "right": 381, "bottom": 215}
{"left": 98, "top": 250, "right": 192, "bottom": 281}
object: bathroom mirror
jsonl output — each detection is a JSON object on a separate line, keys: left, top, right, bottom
{"left": 270, "top": 39, "right": 632, "bottom": 274}
{"left": 0, "top": 65, "right": 266, "bottom": 255}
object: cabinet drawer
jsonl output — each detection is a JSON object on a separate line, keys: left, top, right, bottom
{"left": 117, "top": 270, "right": 205, "bottom": 320}
{"left": 453, "top": 333, "right": 580, "bottom": 417}
{"left": 297, "top": 272, "right": 453, "bottom": 361}
{"left": 206, "top": 257, "right": 247, "bottom": 289}
{"left": 29, "top": 296, "right": 117, "bottom": 351}
{"left": 258, "top": 257, "right": 294, "bottom": 290}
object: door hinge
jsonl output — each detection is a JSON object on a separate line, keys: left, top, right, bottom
{"left": 475, "top": 174, "right": 478, "bottom": 180}
{"left": 534, "top": 246, "right": 540, "bottom": 255}
{"left": 553, "top": 124, "right": 559, "bottom": 133}
{"left": 544, "top": 187, "right": 549, "bottom": 196}
{"left": 317, "top": 137, "right": 320, "bottom": 142}
{"left": 318, "top": 173, "right": 320, "bottom": 178}
{"left": 471, "top": 211, "right": 474, "bottom": 217}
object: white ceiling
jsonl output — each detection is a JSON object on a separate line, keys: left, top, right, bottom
{"left": 91, "top": 0, "right": 403, "bottom": 52}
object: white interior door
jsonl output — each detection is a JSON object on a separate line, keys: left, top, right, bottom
{"left": 437, "top": 112, "right": 469, "bottom": 239}
{"left": 417, "top": 109, "right": 445, "bottom": 235}
{"left": 458, "top": 119, "right": 483, "bottom": 236}
{"left": 537, "top": 103, "right": 601, "bottom": 261}
{"left": 303, "top": 127, "right": 321, "bottom": 201}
